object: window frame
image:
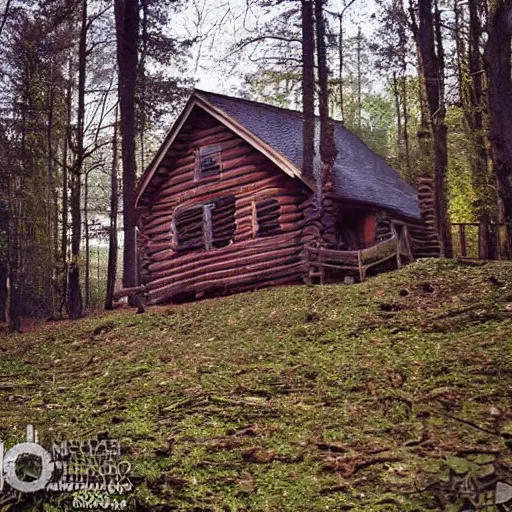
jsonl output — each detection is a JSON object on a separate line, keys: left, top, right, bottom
{"left": 171, "top": 196, "right": 236, "bottom": 253}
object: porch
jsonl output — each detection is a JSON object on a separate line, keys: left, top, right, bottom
{"left": 305, "top": 224, "right": 414, "bottom": 284}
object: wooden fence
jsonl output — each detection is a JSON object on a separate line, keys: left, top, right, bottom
{"left": 451, "top": 222, "right": 512, "bottom": 260}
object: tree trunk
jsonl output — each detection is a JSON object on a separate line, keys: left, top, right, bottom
{"left": 66, "top": 0, "right": 87, "bottom": 319}
{"left": 484, "top": 0, "right": 512, "bottom": 256}
{"left": 416, "top": 48, "right": 433, "bottom": 173}
{"left": 465, "top": 0, "right": 495, "bottom": 258}
{"left": 105, "top": 108, "right": 119, "bottom": 310}
{"left": 84, "top": 170, "right": 90, "bottom": 309}
{"left": 47, "top": 61, "right": 57, "bottom": 313}
{"left": 356, "top": 27, "right": 362, "bottom": 132}
{"left": 139, "top": 0, "right": 148, "bottom": 173}
{"left": 398, "top": 0, "right": 412, "bottom": 182}
{"left": 6, "top": 169, "right": 20, "bottom": 333}
{"left": 301, "top": 0, "right": 315, "bottom": 184}
{"left": 315, "top": 0, "right": 338, "bottom": 246}
{"left": 115, "top": 0, "right": 139, "bottom": 298}
{"left": 338, "top": 13, "right": 344, "bottom": 122}
{"left": 67, "top": 165, "right": 83, "bottom": 319}
{"left": 410, "top": 0, "right": 453, "bottom": 257}
{"left": 401, "top": 76, "right": 412, "bottom": 182}
{"left": 59, "top": 56, "right": 72, "bottom": 316}
{"left": 392, "top": 71, "right": 403, "bottom": 165}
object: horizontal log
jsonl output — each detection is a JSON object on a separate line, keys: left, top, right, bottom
{"left": 158, "top": 145, "right": 257, "bottom": 196}
{"left": 144, "top": 249, "right": 175, "bottom": 264}
{"left": 171, "top": 130, "right": 235, "bottom": 152}
{"left": 183, "top": 128, "right": 235, "bottom": 145}
{"left": 148, "top": 254, "right": 303, "bottom": 299}
{"left": 162, "top": 137, "right": 244, "bottom": 172}
{"left": 148, "top": 261, "right": 305, "bottom": 305}
{"left": 145, "top": 223, "right": 171, "bottom": 237}
{"left": 143, "top": 217, "right": 297, "bottom": 251}
{"left": 178, "top": 124, "right": 226, "bottom": 142}
{"left": 145, "top": 232, "right": 300, "bottom": 271}
{"left": 148, "top": 244, "right": 301, "bottom": 285}
{"left": 152, "top": 168, "right": 276, "bottom": 208}
{"left": 150, "top": 175, "right": 284, "bottom": 214}
{"left": 144, "top": 188, "right": 305, "bottom": 227}
{"left": 144, "top": 213, "right": 174, "bottom": 232}
{"left": 113, "top": 286, "right": 145, "bottom": 299}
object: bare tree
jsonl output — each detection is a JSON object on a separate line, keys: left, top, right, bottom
{"left": 301, "top": 0, "right": 315, "bottom": 183}
{"left": 315, "top": 0, "right": 338, "bottom": 245}
{"left": 115, "top": 0, "right": 139, "bottom": 301}
{"left": 105, "top": 106, "right": 119, "bottom": 310}
{"left": 327, "top": 0, "right": 357, "bottom": 122}
{"left": 409, "top": 0, "right": 453, "bottom": 257}
{"left": 66, "top": 0, "right": 88, "bottom": 319}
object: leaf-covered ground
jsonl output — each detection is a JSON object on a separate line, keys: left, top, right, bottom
{"left": 1, "top": 259, "right": 512, "bottom": 511}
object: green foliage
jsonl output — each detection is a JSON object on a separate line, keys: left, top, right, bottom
{"left": 241, "top": 69, "right": 302, "bottom": 109}
{"left": 0, "top": 6, "right": 71, "bottom": 318}
{"left": 358, "top": 92, "right": 396, "bottom": 158}
{"left": 446, "top": 106, "right": 477, "bottom": 223}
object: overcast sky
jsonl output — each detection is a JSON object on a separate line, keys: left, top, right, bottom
{"left": 172, "top": 0, "right": 378, "bottom": 95}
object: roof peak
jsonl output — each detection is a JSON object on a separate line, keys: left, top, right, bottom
{"left": 194, "top": 88, "right": 347, "bottom": 126}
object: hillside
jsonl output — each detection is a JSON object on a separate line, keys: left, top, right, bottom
{"left": 1, "top": 259, "right": 512, "bottom": 511}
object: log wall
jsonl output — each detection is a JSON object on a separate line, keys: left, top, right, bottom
{"left": 409, "top": 175, "right": 441, "bottom": 258}
{"left": 137, "top": 107, "right": 310, "bottom": 304}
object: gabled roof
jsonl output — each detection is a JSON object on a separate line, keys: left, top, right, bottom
{"left": 136, "top": 89, "right": 421, "bottom": 220}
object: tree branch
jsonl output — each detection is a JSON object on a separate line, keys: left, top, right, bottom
{"left": 0, "top": 0, "right": 12, "bottom": 40}
{"left": 230, "top": 34, "right": 301, "bottom": 55}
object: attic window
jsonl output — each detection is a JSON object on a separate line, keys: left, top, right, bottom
{"left": 196, "top": 144, "right": 222, "bottom": 180}
{"left": 254, "top": 199, "right": 281, "bottom": 237}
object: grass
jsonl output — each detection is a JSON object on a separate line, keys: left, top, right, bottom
{"left": 1, "top": 259, "right": 512, "bottom": 511}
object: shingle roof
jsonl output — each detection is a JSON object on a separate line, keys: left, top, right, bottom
{"left": 196, "top": 90, "right": 421, "bottom": 220}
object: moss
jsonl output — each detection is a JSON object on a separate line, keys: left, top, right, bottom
{"left": 1, "top": 259, "right": 512, "bottom": 510}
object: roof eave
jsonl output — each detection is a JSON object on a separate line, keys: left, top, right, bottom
{"left": 194, "top": 94, "right": 307, "bottom": 182}
{"left": 135, "top": 95, "right": 198, "bottom": 208}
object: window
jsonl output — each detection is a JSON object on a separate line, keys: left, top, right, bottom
{"left": 173, "top": 196, "right": 236, "bottom": 253}
{"left": 195, "top": 144, "right": 222, "bottom": 180}
{"left": 254, "top": 199, "right": 281, "bottom": 237}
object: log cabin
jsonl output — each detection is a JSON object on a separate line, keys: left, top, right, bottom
{"left": 134, "top": 90, "right": 438, "bottom": 305}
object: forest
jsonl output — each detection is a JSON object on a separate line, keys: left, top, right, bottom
{"left": 0, "top": 0, "right": 511, "bottom": 331}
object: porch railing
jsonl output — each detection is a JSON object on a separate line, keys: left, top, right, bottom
{"left": 305, "top": 226, "right": 413, "bottom": 283}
